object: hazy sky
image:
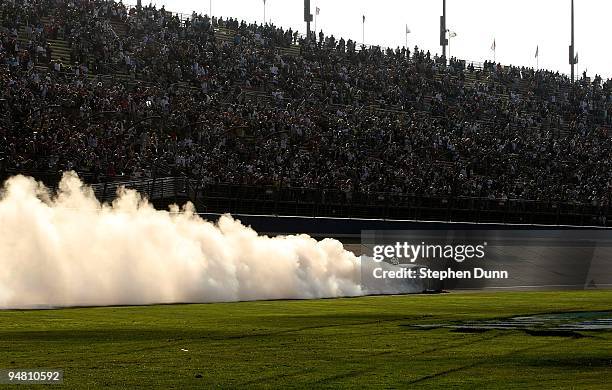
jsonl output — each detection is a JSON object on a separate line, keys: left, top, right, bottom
{"left": 128, "top": 0, "right": 610, "bottom": 79}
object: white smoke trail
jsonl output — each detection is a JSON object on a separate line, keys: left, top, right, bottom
{"left": 0, "top": 173, "right": 422, "bottom": 309}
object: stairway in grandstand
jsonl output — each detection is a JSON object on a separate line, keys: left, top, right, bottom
{"left": 14, "top": 16, "right": 155, "bottom": 88}
{"left": 16, "top": 16, "right": 93, "bottom": 74}
{"left": 213, "top": 26, "right": 301, "bottom": 57}
{"left": 109, "top": 19, "right": 128, "bottom": 37}
{"left": 17, "top": 18, "right": 71, "bottom": 65}
{"left": 214, "top": 27, "right": 235, "bottom": 45}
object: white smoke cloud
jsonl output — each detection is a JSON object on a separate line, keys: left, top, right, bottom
{"left": 0, "top": 173, "right": 422, "bottom": 309}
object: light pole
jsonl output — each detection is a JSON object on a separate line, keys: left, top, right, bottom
{"left": 305, "top": 0, "right": 312, "bottom": 41}
{"left": 570, "top": 0, "right": 575, "bottom": 82}
{"left": 405, "top": 25, "right": 411, "bottom": 49}
{"left": 263, "top": 0, "right": 266, "bottom": 25}
{"left": 440, "top": 0, "right": 447, "bottom": 59}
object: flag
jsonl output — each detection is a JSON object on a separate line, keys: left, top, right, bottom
{"left": 449, "top": 31, "right": 457, "bottom": 38}
{"left": 535, "top": 45, "right": 539, "bottom": 58}
{"left": 316, "top": 7, "right": 320, "bottom": 15}
{"left": 491, "top": 38, "right": 496, "bottom": 51}
{"left": 406, "top": 24, "right": 411, "bottom": 34}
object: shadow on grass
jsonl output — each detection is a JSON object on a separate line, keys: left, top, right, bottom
{"left": 0, "top": 314, "right": 425, "bottom": 343}
{"left": 515, "top": 356, "right": 612, "bottom": 368}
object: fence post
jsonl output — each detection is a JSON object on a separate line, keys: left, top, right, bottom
{"left": 149, "top": 177, "right": 155, "bottom": 200}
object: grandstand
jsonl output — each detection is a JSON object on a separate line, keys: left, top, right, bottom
{"left": 1, "top": 0, "right": 611, "bottom": 226}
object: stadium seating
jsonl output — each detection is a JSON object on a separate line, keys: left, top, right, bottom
{"left": 1, "top": 0, "right": 610, "bottom": 225}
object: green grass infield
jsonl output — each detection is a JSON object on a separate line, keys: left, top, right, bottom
{"left": 0, "top": 291, "right": 611, "bottom": 388}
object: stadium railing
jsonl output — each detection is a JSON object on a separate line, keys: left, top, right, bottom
{"left": 90, "top": 177, "right": 189, "bottom": 203}
{"left": 190, "top": 183, "right": 609, "bottom": 226}
{"left": 3, "top": 172, "right": 604, "bottom": 226}
{"left": 90, "top": 179, "right": 605, "bottom": 227}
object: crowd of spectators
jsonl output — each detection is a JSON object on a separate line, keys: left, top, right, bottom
{"left": 1, "top": 0, "right": 611, "bottom": 209}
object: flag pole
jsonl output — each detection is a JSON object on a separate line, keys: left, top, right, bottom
{"left": 493, "top": 39, "right": 496, "bottom": 63}
{"left": 442, "top": 0, "right": 447, "bottom": 59}
{"left": 571, "top": 0, "right": 575, "bottom": 82}
{"left": 362, "top": 15, "right": 365, "bottom": 47}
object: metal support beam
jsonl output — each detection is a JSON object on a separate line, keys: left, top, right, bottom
{"left": 441, "top": 0, "right": 447, "bottom": 59}
{"left": 304, "top": 0, "right": 312, "bottom": 40}
{"left": 571, "top": 0, "right": 575, "bottom": 82}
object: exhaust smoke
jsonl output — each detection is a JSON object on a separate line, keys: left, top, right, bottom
{"left": 0, "top": 173, "right": 420, "bottom": 309}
